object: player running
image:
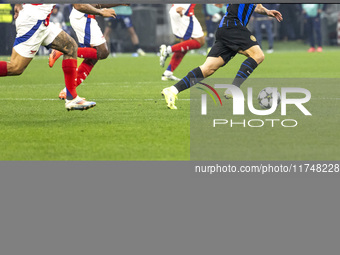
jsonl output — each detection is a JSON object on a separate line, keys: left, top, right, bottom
{"left": 49, "top": 4, "right": 122, "bottom": 100}
{"left": 103, "top": 5, "right": 146, "bottom": 56}
{"left": 159, "top": 4, "right": 205, "bottom": 81}
{"left": 161, "top": 4, "right": 283, "bottom": 109}
{"left": 0, "top": 4, "right": 95, "bottom": 111}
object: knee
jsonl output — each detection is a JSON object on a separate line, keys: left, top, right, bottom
{"left": 253, "top": 51, "right": 265, "bottom": 64}
{"left": 200, "top": 38, "right": 205, "bottom": 47}
{"left": 200, "top": 65, "right": 216, "bottom": 77}
{"left": 9, "top": 65, "right": 25, "bottom": 76}
{"left": 16, "top": 68, "right": 24, "bottom": 75}
{"left": 197, "top": 37, "right": 205, "bottom": 47}
{"left": 63, "top": 39, "right": 78, "bottom": 58}
{"left": 97, "top": 48, "right": 109, "bottom": 60}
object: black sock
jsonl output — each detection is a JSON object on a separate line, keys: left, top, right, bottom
{"left": 174, "top": 67, "right": 204, "bottom": 93}
{"left": 134, "top": 44, "right": 140, "bottom": 51}
{"left": 233, "top": 57, "right": 258, "bottom": 87}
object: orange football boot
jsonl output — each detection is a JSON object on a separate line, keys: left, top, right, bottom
{"left": 58, "top": 89, "right": 66, "bottom": 100}
{"left": 49, "top": 49, "right": 63, "bottom": 68}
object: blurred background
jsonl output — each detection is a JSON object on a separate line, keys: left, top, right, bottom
{"left": 1, "top": 3, "right": 340, "bottom": 56}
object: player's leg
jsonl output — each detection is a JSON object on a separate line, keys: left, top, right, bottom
{"left": 170, "top": 36, "right": 205, "bottom": 53}
{"left": 127, "top": 27, "right": 145, "bottom": 56}
{"left": 314, "top": 17, "right": 322, "bottom": 51}
{"left": 123, "top": 15, "right": 145, "bottom": 56}
{"left": 307, "top": 17, "right": 315, "bottom": 52}
{"left": 59, "top": 44, "right": 110, "bottom": 101}
{"left": 76, "top": 43, "right": 108, "bottom": 85}
{"left": 162, "top": 51, "right": 187, "bottom": 81}
{"left": 162, "top": 36, "right": 204, "bottom": 79}
{"left": 162, "top": 35, "right": 205, "bottom": 81}
{"left": 59, "top": 42, "right": 108, "bottom": 99}
{"left": 160, "top": 37, "right": 205, "bottom": 68}
{"left": 49, "top": 30, "right": 79, "bottom": 100}
{"left": 103, "top": 18, "right": 113, "bottom": 53}
{"left": 0, "top": 48, "right": 32, "bottom": 77}
{"left": 76, "top": 16, "right": 110, "bottom": 61}
{"left": 161, "top": 14, "right": 205, "bottom": 81}
{"left": 0, "top": 13, "right": 38, "bottom": 77}
{"left": 50, "top": 13, "right": 108, "bottom": 67}
{"left": 233, "top": 45, "right": 264, "bottom": 88}
{"left": 161, "top": 56, "right": 225, "bottom": 109}
{"left": 58, "top": 13, "right": 109, "bottom": 100}
{"left": 199, "top": 56, "right": 225, "bottom": 77}
{"left": 205, "top": 16, "right": 215, "bottom": 50}
{"left": 58, "top": 54, "right": 98, "bottom": 100}
{"left": 50, "top": 31, "right": 95, "bottom": 110}
{"left": 161, "top": 29, "right": 235, "bottom": 109}
{"left": 168, "top": 14, "right": 205, "bottom": 53}
{"left": 160, "top": 13, "right": 204, "bottom": 67}
{"left": 75, "top": 42, "right": 109, "bottom": 88}
{"left": 49, "top": 46, "right": 99, "bottom": 68}
{"left": 94, "top": 42, "right": 109, "bottom": 60}
{"left": 171, "top": 56, "right": 224, "bottom": 91}
{"left": 265, "top": 20, "right": 274, "bottom": 52}
{"left": 127, "top": 26, "right": 139, "bottom": 47}
{"left": 162, "top": 38, "right": 186, "bottom": 81}
{"left": 254, "top": 20, "right": 263, "bottom": 48}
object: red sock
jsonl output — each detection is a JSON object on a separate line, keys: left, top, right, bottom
{"left": 62, "top": 59, "right": 78, "bottom": 100}
{"left": 171, "top": 39, "right": 201, "bottom": 52}
{"left": 76, "top": 59, "right": 95, "bottom": 87}
{"left": 0, "top": 61, "right": 8, "bottom": 76}
{"left": 78, "top": 48, "right": 98, "bottom": 59}
{"left": 167, "top": 51, "right": 187, "bottom": 72}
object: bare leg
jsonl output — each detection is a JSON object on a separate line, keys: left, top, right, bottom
{"left": 127, "top": 27, "right": 139, "bottom": 46}
{"left": 94, "top": 42, "right": 109, "bottom": 60}
{"left": 233, "top": 45, "right": 265, "bottom": 87}
{"left": 103, "top": 26, "right": 112, "bottom": 52}
{"left": 50, "top": 31, "right": 78, "bottom": 100}
{"left": 238, "top": 45, "right": 265, "bottom": 64}
{"left": 5, "top": 48, "right": 33, "bottom": 76}
{"left": 193, "top": 36, "right": 205, "bottom": 48}
{"left": 49, "top": 30, "right": 78, "bottom": 60}
{"left": 199, "top": 56, "right": 225, "bottom": 77}
{"left": 164, "top": 37, "right": 206, "bottom": 74}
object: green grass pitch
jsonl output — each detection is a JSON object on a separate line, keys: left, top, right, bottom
{"left": 0, "top": 43, "right": 339, "bottom": 160}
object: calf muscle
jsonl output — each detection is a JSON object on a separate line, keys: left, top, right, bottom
{"left": 50, "top": 31, "right": 77, "bottom": 59}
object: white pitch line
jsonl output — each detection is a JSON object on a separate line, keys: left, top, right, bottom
{"left": 0, "top": 98, "right": 338, "bottom": 101}
{"left": 0, "top": 98, "right": 193, "bottom": 101}
{"left": 0, "top": 81, "right": 161, "bottom": 87}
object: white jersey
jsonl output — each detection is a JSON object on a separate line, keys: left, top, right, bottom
{"left": 172, "top": 4, "right": 196, "bottom": 17}
{"left": 14, "top": 3, "right": 62, "bottom": 58}
{"left": 70, "top": 7, "right": 89, "bottom": 19}
{"left": 70, "top": 7, "right": 105, "bottom": 47}
{"left": 169, "top": 4, "right": 203, "bottom": 40}
{"left": 22, "top": 4, "right": 55, "bottom": 20}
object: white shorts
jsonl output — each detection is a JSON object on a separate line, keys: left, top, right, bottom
{"left": 14, "top": 12, "right": 62, "bottom": 58}
{"left": 70, "top": 14, "right": 105, "bottom": 47}
{"left": 169, "top": 7, "right": 204, "bottom": 40}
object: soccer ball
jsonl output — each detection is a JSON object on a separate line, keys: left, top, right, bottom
{"left": 257, "top": 87, "right": 281, "bottom": 109}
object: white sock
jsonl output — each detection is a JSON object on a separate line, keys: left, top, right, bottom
{"left": 163, "top": 70, "right": 173, "bottom": 76}
{"left": 170, "top": 86, "right": 179, "bottom": 95}
{"left": 167, "top": 46, "right": 172, "bottom": 54}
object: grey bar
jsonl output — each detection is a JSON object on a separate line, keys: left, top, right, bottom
{"left": 1, "top": 161, "right": 340, "bottom": 255}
